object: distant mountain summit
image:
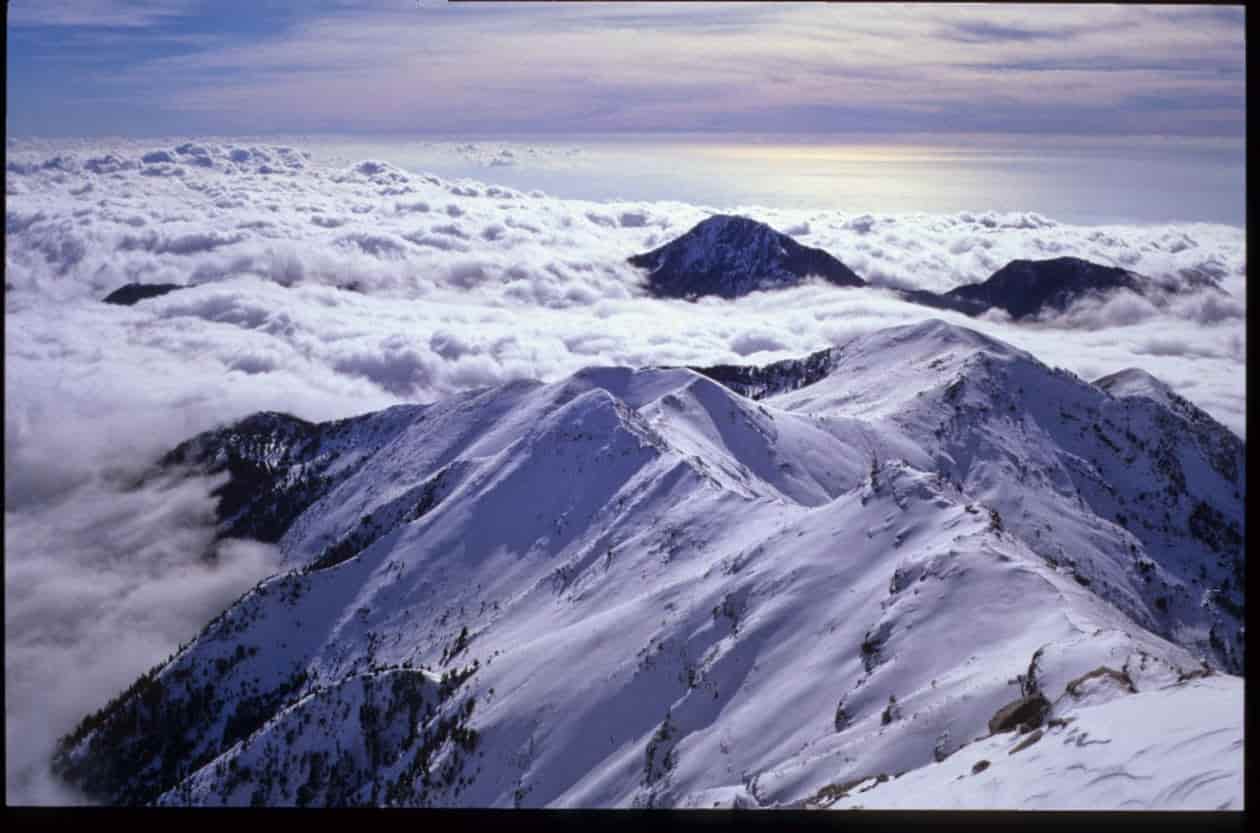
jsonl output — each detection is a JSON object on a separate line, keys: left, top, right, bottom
{"left": 628, "top": 215, "right": 865, "bottom": 299}
{"left": 629, "top": 224, "right": 1217, "bottom": 319}
{"left": 900, "top": 256, "right": 1211, "bottom": 320}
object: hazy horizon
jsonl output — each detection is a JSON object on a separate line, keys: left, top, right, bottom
{"left": 303, "top": 132, "right": 1246, "bottom": 227}
{"left": 9, "top": 2, "right": 1243, "bottom": 225}
{"left": 8, "top": 131, "right": 1245, "bottom": 227}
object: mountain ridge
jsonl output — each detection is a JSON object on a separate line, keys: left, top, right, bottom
{"left": 52, "top": 319, "right": 1244, "bottom": 809}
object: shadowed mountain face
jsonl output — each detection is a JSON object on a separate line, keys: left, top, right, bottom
{"left": 102, "top": 283, "right": 185, "bottom": 305}
{"left": 628, "top": 215, "right": 865, "bottom": 299}
{"left": 899, "top": 257, "right": 1181, "bottom": 320}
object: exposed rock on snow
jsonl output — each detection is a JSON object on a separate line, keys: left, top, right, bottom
{"left": 987, "top": 694, "right": 1049, "bottom": 735}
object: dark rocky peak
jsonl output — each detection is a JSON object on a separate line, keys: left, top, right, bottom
{"left": 963, "top": 257, "right": 1143, "bottom": 316}
{"left": 161, "top": 411, "right": 326, "bottom": 543}
{"left": 629, "top": 214, "right": 864, "bottom": 299}
{"left": 901, "top": 257, "right": 1149, "bottom": 320}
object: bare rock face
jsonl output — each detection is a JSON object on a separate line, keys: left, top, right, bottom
{"left": 988, "top": 694, "right": 1050, "bottom": 734}
{"left": 1064, "top": 666, "right": 1137, "bottom": 699}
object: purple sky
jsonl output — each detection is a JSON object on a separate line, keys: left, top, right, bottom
{"left": 5, "top": 2, "right": 1246, "bottom": 139}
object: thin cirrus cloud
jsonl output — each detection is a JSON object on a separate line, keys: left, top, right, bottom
{"left": 6, "top": 0, "right": 200, "bottom": 28}
{"left": 4, "top": 2, "right": 1245, "bottom": 138}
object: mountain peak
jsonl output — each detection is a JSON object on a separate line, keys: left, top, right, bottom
{"left": 629, "top": 215, "right": 864, "bottom": 299}
{"left": 692, "top": 213, "right": 770, "bottom": 232}
{"left": 888, "top": 318, "right": 1019, "bottom": 352}
{"left": 986, "top": 257, "right": 1140, "bottom": 294}
{"left": 1093, "top": 367, "right": 1175, "bottom": 404}
{"left": 900, "top": 257, "right": 1149, "bottom": 320}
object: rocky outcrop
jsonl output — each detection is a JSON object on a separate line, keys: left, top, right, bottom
{"left": 988, "top": 694, "right": 1050, "bottom": 734}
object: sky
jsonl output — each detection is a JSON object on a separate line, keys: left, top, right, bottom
{"left": 5, "top": 2, "right": 1247, "bottom": 141}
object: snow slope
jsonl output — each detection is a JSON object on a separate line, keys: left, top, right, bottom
{"left": 824, "top": 674, "right": 1242, "bottom": 810}
{"left": 769, "top": 320, "right": 1245, "bottom": 672}
{"left": 50, "top": 321, "right": 1244, "bottom": 809}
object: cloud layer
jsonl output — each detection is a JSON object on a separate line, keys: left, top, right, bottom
{"left": 4, "top": 461, "right": 281, "bottom": 803}
{"left": 3, "top": 138, "right": 1246, "bottom": 801}
{"left": 5, "top": 136, "right": 1246, "bottom": 425}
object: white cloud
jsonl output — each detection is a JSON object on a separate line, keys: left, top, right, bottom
{"left": 4, "top": 465, "right": 282, "bottom": 802}
{"left": 4, "top": 137, "right": 1245, "bottom": 422}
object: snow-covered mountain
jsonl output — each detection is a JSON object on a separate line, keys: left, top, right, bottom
{"left": 899, "top": 256, "right": 1219, "bottom": 320}
{"left": 628, "top": 215, "right": 865, "bottom": 298}
{"left": 51, "top": 320, "right": 1244, "bottom": 809}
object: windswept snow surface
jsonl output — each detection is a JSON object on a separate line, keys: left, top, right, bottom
{"left": 4, "top": 139, "right": 1245, "bottom": 808}
{"left": 826, "top": 674, "right": 1243, "bottom": 810}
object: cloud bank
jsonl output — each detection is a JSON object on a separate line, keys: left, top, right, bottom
{"left": 6, "top": 137, "right": 1245, "bottom": 421}
{"left": 5, "top": 456, "right": 281, "bottom": 803}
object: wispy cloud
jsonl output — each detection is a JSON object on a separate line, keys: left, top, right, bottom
{"left": 7, "top": 0, "right": 198, "bottom": 28}
{"left": 941, "top": 20, "right": 1077, "bottom": 44}
{"left": 4, "top": 3, "right": 1246, "bottom": 139}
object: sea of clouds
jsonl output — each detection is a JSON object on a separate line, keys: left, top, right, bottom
{"left": 3, "top": 137, "right": 1246, "bottom": 803}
